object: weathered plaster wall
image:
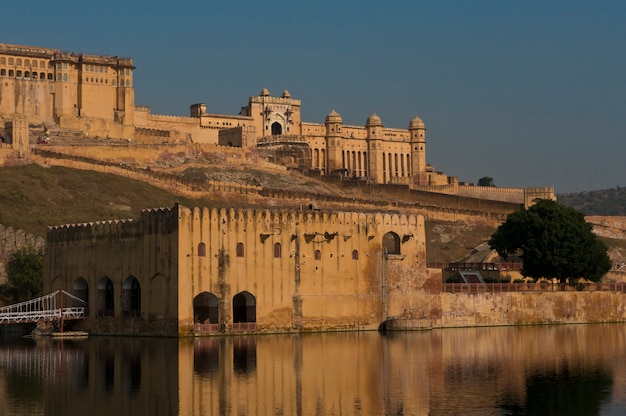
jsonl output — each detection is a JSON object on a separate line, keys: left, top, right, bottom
{"left": 438, "top": 291, "right": 626, "bottom": 327}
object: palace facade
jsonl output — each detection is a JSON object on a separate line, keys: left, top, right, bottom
{"left": 44, "top": 204, "right": 441, "bottom": 336}
{"left": 0, "top": 42, "right": 448, "bottom": 187}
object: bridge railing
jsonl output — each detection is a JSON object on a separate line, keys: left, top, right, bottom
{"left": 0, "top": 290, "right": 87, "bottom": 324}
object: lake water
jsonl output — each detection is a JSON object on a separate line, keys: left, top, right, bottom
{"left": 0, "top": 324, "right": 625, "bottom": 415}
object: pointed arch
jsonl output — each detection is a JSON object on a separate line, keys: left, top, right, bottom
{"left": 194, "top": 292, "right": 219, "bottom": 324}
{"left": 73, "top": 277, "right": 89, "bottom": 312}
{"left": 97, "top": 277, "right": 114, "bottom": 317}
{"left": 233, "top": 291, "right": 256, "bottom": 324}
{"left": 383, "top": 232, "right": 401, "bottom": 255}
{"left": 122, "top": 276, "right": 141, "bottom": 317}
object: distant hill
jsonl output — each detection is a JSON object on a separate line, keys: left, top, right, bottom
{"left": 558, "top": 187, "right": 626, "bottom": 215}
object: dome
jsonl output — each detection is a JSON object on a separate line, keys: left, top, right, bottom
{"left": 281, "top": 90, "right": 291, "bottom": 98}
{"left": 366, "top": 113, "right": 382, "bottom": 127}
{"left": 409, "top": 115, "right": 425, "bottom": 129}
{"left": 260, "top": 88, "right": 270, "bottom": 97}
{"left": 325, "top": 108, "right": 343, "bottom": 124}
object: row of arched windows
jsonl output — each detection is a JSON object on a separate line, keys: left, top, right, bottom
{"left": 342, "top": 150, "right": 368, "bottom": 177}
{"left": 382, "top": 152, "right": 411, "bottom": 182}
{"left": 72, "top": 276, "right": 142, "bottom": 318}
{"left": 193, "top": 291, "right": 256, "bottom": 324}
{"left": 0, "top": 69, "right": 53, "bottom": 79}
{"left": 0, "top": 57, "right": 52, "bottom": 68}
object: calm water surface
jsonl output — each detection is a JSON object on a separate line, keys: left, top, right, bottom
{"left": 0, "top": 324, "right": 625, "bottom": 415}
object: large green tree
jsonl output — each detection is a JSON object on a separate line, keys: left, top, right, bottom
{"left": 4, "top": 246, "right": 44, "bottom": 302}
{"left": 489, "top": 199, "right": 611, "bottom": 283}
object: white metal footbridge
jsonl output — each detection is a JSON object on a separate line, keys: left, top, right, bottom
{"left": 0, "top": 290, "right": 86, "bottom": 325}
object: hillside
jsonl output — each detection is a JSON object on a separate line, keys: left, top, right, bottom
{"left": 0, "top": 162, "right": 498, "bottom": 263}
{"left": 558, "top": 187, "right": 626, "bottom": 215}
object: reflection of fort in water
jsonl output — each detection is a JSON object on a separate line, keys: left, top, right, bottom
{"left": 1, "top": 325, "right": 625, "bottom": 415}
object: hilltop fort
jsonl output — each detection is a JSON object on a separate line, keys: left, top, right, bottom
{"left": 0, "top": 42, "right": 553, "bottom": 211}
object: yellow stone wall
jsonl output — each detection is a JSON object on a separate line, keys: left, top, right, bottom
{"left": 44, "top": 204, "right": 438, "bottom": 335}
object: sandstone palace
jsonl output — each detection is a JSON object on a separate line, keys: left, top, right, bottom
{"left": 0, "top": 42, "right": 557, "bottom": 335}
{"left": 0, "top": 42, "right": 552, "bottom": 206}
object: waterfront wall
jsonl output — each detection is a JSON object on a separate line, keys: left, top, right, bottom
{"left": 433, "top": 290, "right": 626, "bottom": 328}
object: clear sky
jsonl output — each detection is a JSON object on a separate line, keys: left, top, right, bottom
{"left": 4, "top": 1, "right": 625, "bottom": 193}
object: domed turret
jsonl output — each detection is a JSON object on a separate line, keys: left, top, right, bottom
{"left": 325, "top": 109, "right": 343, "bottom": 124}
{"left": 409, "top": 115, "right": 425, "bottom": 130}
{"left": 260, "top": 88, "right": 270, "bottom": 97}
{"left": 366, "top": 113, "right": 383, "bottom": 127}
{"left": 281, "top": 90, "right": 291, "bottom": 98}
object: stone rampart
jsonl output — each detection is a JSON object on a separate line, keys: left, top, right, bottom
{"left": 47, "top": 207, "right": 178, "bottom": 244}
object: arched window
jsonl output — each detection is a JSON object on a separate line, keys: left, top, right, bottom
{"left": 0, "top": 69, "right": 5, "bottom": 76}
{"left": 273, "top": 242, "right": 281, "bottom": 258}
{"left": 97, "top": 277, "right": 114, "bottom": 317}
{"left": 47, "top": 73, "right": 53, "bottom": 80}
{"left": 198, "top": 242, "right": 206, "bottom": 257}
{"left": 16, "top": 70, "right": 22, "bottom": 77}
{"left": 194, "top": 292, "right": 219, "bottom": 324}
{"left": 8, "top": 58, "right": 14, "bottom": 65}
{"left": 352, "top": 250, "right": 359, "bottom": 260}
{"left": 24, "top": 71, "right": 29, "bottom": 78}
{"left": 236, "top": 243, "right": 244, "bottom": 257}
{"left": 271, "top": 121, "right": 282, "bottom": 135}
{"left": 73, "top": 277, "right": 89, "bottom": 312}
{"left": 232, "top": 291, "right": 256, "bottom": 323}
{"left": 63, "top": 74, "right": 69, "bottom": 82}
{"left": 16, "top": 58, "right": 22, "bottom": 66}
{"left": 383, "top": 232, "right": 401, "bottom": 255}
{"left": 314, "top": 250, "right": 321, "bottom": 260}
{"left": 32, "top": 60, "right": 38, "bottom": 68}
{"left": 0, "top": 57, "right": 5, "bottom": 65}
{"left": 9, "top": 70, "right": 14, "bottom": 77}
{"left": 122, "top": 276, "right": 141, "bottom": 318}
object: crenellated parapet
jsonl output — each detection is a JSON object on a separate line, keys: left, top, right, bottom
{"left": 46, "top": 206, "right": 180, "bottom": 244}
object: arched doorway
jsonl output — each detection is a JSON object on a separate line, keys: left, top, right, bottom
{"left": 382, "top": 232, "right": 401, "bottom": 255}
{"left": 271, "top": 122, "right": 282, "bottom": 135}
{"left": 73, "top": 277, "right": 89, "bottom": 315}
{"left": 232, "top": 291, "right": 256, "bottom": 323}
{"left": 122, "top": 276, "right": 141, "bottom": 318}
{"left": 193, "top": 292, "right": 219, "bottom": 324}
{"left": 97, "top": 277, "right": 114, "bottom": 317}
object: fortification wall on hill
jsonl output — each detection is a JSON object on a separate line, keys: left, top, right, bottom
{"left": 30, "top": 148, "right": 513, "bottom": 226}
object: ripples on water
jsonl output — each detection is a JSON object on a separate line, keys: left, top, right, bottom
{"left": 0, "top": 324, "right": 625, "bottom": 415}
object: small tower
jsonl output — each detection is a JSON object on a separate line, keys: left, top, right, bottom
{"left": 366, "top": 113, "right": 384, "bottom": 183}
{"left": 325, "top": 109, "right": 343, "bottom": 173}
{"left": 409, "top": 115, "right": 427, "bottom": 185}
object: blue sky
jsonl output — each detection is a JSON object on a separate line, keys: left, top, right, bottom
{"left": 4, "top": 1, "right": 626, "bottom": 193}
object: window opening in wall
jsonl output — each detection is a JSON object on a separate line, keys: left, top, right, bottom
{"left": 233, "top": 291, "right": 256, "bottom": 324}
{"left": 314, "top": 250, "right": 321, "bottom": 260}
{"left": 383, "top": 232, "right": 401, "bottom": 255}
{"left": 236, "top": 242, "right": 244, "bottom": 257}
{"left": 271, "top": 122, "right": 282, "bottom": 135}
{"left": 193, "top": 292, "right": 219, "bottom": 324}
{"left": 352, "top": 250, "right": 359, "bottom": 260}
{"left": 97, "top": 277, "right": 115, "bottom": 317}
{"left": 274, "top": 242, "right": 281, "bottom": 258}
{"left": 73, "top": 277, "right": 89, "bottom": 311}
{"left": 198, "top": 242, "right": 206, "bottom": 257}
{"left": 122, "top": 276, "right": 141, "bottom": 318}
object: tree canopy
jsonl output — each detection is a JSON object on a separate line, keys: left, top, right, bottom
{"left": 478, "top": 176, "right": 496, "bottom": 187}
{"left": 4, "top": 246, "right": 43, "bottom": 302}
{"left": 488, "top": 199, "right": 611, "bottom": 283}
